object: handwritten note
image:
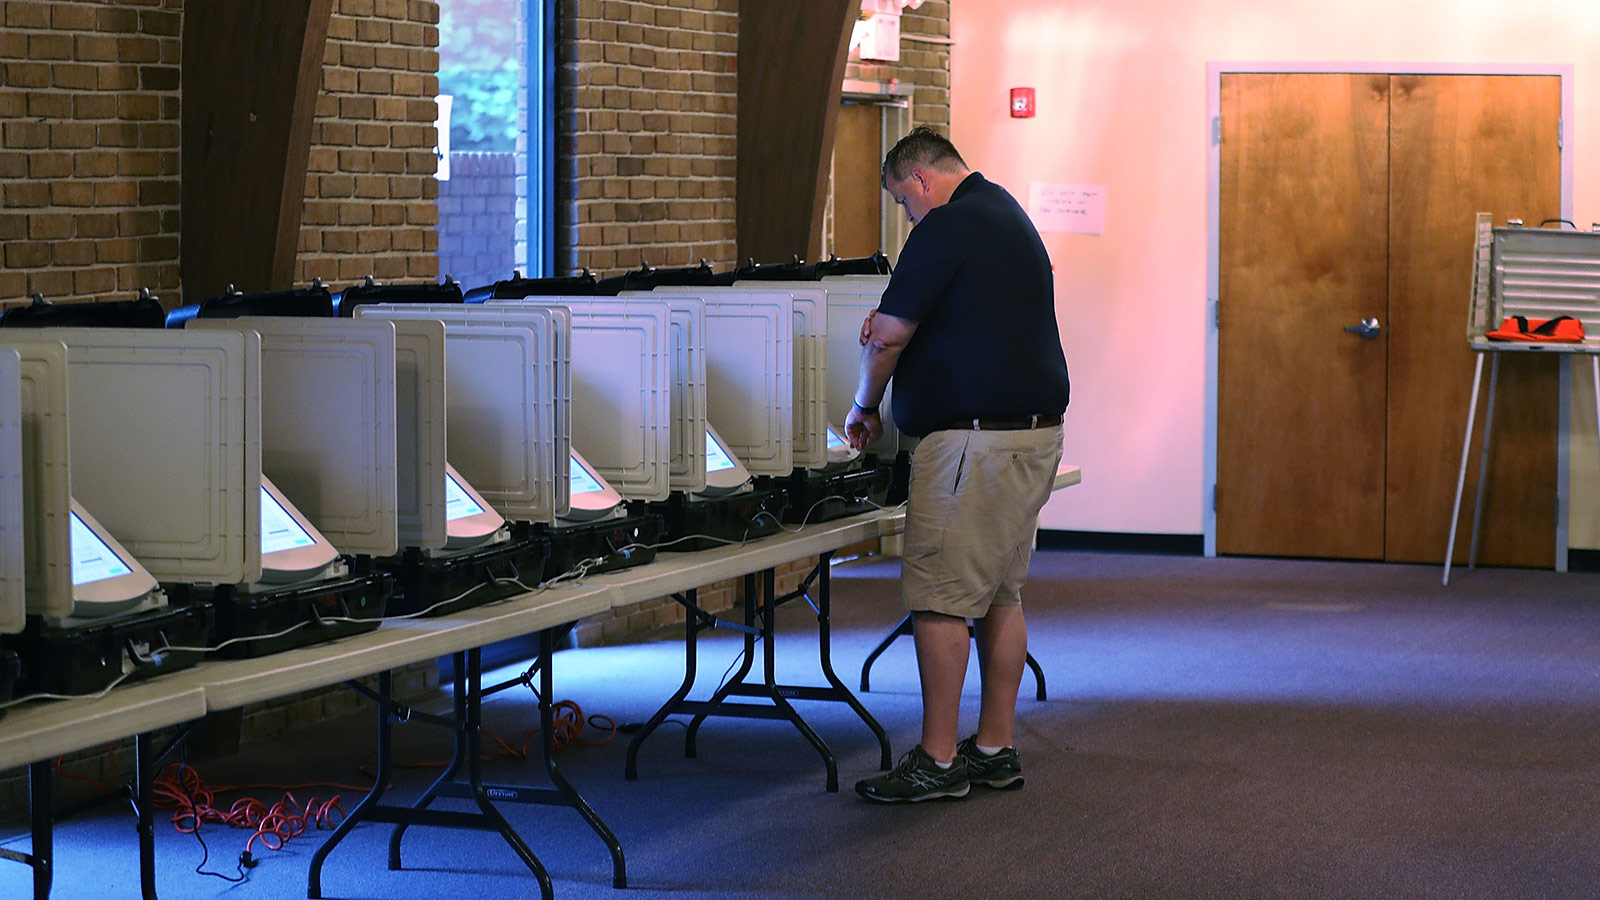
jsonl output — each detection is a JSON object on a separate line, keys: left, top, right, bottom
{"left": 1027, "top": 183, "right": 1107, "bottom": 235}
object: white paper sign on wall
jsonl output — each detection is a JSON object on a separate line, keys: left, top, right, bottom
{"left": 1027, "top": 183, "right": 1107, "bottom": 235}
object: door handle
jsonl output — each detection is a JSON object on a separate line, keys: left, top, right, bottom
{"left": 1344, "top": 317, "right": 1381, "bottom": 339}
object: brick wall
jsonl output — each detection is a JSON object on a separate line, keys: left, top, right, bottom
{"left": 557, "top": 0, "right": 738, "bottom": 277}
{"left": 437, "top": 150, "right": 517, "bottom": 290}
{"left": 0, "top": 0, "right": 182, "bottom": 308}
{"left": 298, "top": 0, "right": 442, "bottom": 287}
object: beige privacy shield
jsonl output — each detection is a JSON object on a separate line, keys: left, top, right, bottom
{"left": 651, "top": 286, "right": 794, "bottom": 476}
{"left": 621, "top": 291, "right": 708, "bottom": 493}
{"left": 357, "top": 306, "right": 562, "bottom": 524}
{"left": 0, "top": 348, "right": 26, "bottom": 633}
{"left": 732, "top": 281, "right": 830, "bottom": 470}
{"left": 821, "top": 285, "right": 905, "bottom": 455}
{"left": 488, "top": 296, "right": 674, "bottom": 502}
{"left": 391, "top": 318, "right": 449, "bottom": 550}
{"left": 13, "top": 327, "right": 263, "bottom": 587}
{"left": 191, "top": 318, "right": 399, "bottom": 557}
{"left": 0, "top": 339, "right": 73, "bottom": 618}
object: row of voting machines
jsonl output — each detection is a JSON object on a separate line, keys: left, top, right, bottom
{"left": 0, "top": 256, "right": 912, "bottom": 711}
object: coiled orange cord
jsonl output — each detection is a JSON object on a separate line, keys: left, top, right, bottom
{"left": 151, "top": 762, "right": 347, "bottom": 856}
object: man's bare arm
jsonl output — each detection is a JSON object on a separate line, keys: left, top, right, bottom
{"left": 844, "top": 311, "right": 918, "bottom": 450}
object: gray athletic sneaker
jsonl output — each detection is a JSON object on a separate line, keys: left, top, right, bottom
{"left": 855, "top": 745, "right": 970, "bottom": 802}
{"left": 958, "top": 736, "right": 1024, "bottom": 789}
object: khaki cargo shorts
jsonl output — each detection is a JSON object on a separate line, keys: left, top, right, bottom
{"left": 900, "top": 424, "right": 1063, "bottom": 619}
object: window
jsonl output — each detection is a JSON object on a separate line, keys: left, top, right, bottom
{"left": 436, "top": 0, "right": 555, "bottom": 288}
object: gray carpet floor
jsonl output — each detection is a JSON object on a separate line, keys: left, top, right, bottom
{"left": 5, "top": 550, "right": 1600, "bottom": 899}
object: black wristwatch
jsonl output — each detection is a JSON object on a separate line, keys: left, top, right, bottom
{"left": 853, "top": 400, "right": 879, "bottom": 415}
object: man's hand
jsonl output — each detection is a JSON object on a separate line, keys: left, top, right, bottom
{"left": 844, "top": 404, "right": 881, "bottom": 451}
{"left": 859, "top": 310, "right": 876, "bottom": 346}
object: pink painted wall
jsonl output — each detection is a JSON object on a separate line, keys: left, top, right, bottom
{"left": 952, "top": 0, "right": 1600, "bottom": 543}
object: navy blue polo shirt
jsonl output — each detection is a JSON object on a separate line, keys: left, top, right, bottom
{"left": 877, "top": 172, "right": 1071, "bottom": 438}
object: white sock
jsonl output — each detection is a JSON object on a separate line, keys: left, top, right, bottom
{"left": 932, "top": 757, "right": 954, "bottom": 769}
{"left": 975, "top": 743, "right": 1007, "bottom": 756}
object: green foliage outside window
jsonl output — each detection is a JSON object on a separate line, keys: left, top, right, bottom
{"left": 439, "top": 0, "right": 520, "bottom": 153}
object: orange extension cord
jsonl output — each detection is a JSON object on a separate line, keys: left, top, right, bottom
{"left": 53, "top": 696, "right": 615, "bottom": 867}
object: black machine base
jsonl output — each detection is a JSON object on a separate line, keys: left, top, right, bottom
{"left": 781, "top": 461, "right": 893, "bottom": 526}
{"left": 1, "top": 603, "right": 213, "bottom": 697}
{"left": 648, "top": 486, "right": 788, "bottom": 552}
{"left": 538, "top": 511, "right": 661, "bottom": 582}
{"left": 0, "top": 649, "right": 17, "bottom": 721}
{"left": 169, "top": 572, "right": 391, "bottom": 659}
{"left": 378, "top": 531, "right": 552, "bottom": 617}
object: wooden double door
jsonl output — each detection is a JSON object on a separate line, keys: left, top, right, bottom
{"left": 1217, "top": 73, "right": 1561, "bottom": 564}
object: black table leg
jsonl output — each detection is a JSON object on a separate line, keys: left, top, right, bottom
{"left": 135, "top": 733, "right": 157, "bottom": 900}
{"left": 388, "top": 654, "right": 471, "bottom": 869}
{"left": 27, "top": 760, "right": 50, "bottom": 900}
{"left": 752, "top": 566, "right": 838, "bottom": 790}
{"left": 308, "top": 670, "right": 395, "bottom": 900}
{"left": 859, "top": 614, "right": 913, "bottom": 693}
{"left": 684, "top": 573, "right": 759, "bottom": 759}
{"left": 814, "top": 553, "right": 892, "bottom": 769}
{"left": 631, "top": 554, "right": 892, "bottom": 791}
{"left": 534, "top": 628, "right": 626, "bottom": 888}
{"left": 419, "top": 628, "right": 629, "bottom": 889}
{"left": 625, "top": 588, "right": 703, "bottom": 780}
{"left": 461, "top": 649, "right": 553, "bottom": 900}
{"left": 0, "top": 760, "right": 53, "bottom": 899}
{"left": 308, "top": 661, "right": 554, "bottom": 900}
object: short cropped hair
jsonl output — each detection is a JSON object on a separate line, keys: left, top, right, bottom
{"left": 880, "top": 126, "right": 968, "bottom": 187}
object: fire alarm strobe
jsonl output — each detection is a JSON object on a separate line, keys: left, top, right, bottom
{"left": 1010, "top": 87, "right": 1036, "bottom": 118}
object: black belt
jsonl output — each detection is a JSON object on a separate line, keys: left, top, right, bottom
{"left": 936, "top": 414, "right": 1061, "bottom": 432}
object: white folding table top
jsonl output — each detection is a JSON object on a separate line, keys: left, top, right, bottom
{"left": 873, "top": 463, "right": 1081, "bottom": 537}
{"left": 586, "top": 509, "right": 896, "bottom": 604}
{"left": 0, "top": 682, "right": 207, "bottom": 770}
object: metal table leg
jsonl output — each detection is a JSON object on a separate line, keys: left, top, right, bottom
{"left": 0, "top": 761, "right": 55, "bottom": 900}
{"left": 1445, "top": 352, "right": 1487, "bottom": 585}
{"left": 308, "top": 666, "right": 553, "bottom": 900}
{"left": 1467, "top": 353, "right": 1502, "bottom": 573}
{"left": 626, "top": 588, "right": 704, "bottom": 780}
{"left": 814, "top": 553, "right": 891, "bottom": 769}
{"left": 631, "top": 554, "right": 896, "bottom": 791}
